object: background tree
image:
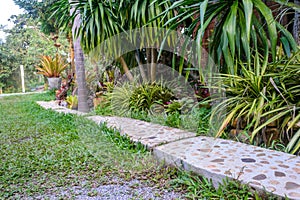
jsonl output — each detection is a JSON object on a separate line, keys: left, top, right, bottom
{"left": 0, "top": 40, "right": 16, "bottom": 93}
{"left": 0, "top": 15, "right": 67, "bottom": 93}
{"left": 13, "top": 0, "right": 57, "bottom": 34}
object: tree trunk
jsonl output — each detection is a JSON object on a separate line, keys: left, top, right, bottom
{"left": 150, "top": 48, "right": 157, "bottom": 83}
{"left": 146, "top": 48, "right": 151, "bottom": 80}
{"left": 67, "top": 31, "right": 76, "bottom": 75}
{"left": 294, "top": 0, "right": 300, "bottom": 45}
{"left": 119, "top": 56, "right": 134, "bottom": 82}
{"left": 135, "top": 50, "right": 147, "bottom": 82}
{"left": 70, "top": 0, "right": 90, "bottom": 113}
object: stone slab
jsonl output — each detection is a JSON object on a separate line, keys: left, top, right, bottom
{"left": 37, "top": 101, "right": 65, "bottom": 110}
{"left": 36, "top": 101, "right": 87, "bottom": 116}
{"left": 153, "top": 137, "right": 300, "bottom": 200}
{"left": 87, "top": 116, "right": 196, "bottom": 149}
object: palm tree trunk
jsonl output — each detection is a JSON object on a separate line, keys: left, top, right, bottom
{"left": 67, "top": 31, "right": 75, "bottom": 75}
{"left": 294, "top": 0, "right": 300, "bottom": 45}
{"left": 146, "top": 48, "right": 151, "bottom": 79}
{"left": 69, "top": 0, "right": 90, "bottom": 113}
{"left": 119, "top": 56, "right": 134, "bottom": 81}
{"left": 150, "top": 48, "right": 157, "bottom": 83}
{"left": 135, "top": 50, "right": 147, "bottom": 82}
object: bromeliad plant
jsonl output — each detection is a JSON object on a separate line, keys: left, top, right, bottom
{"left": 66, "top": 95, "right": 78, "bottom": 110}
{"left": 36, "top": 55, "right": 68, "bottom": 78}
{"left": 209, "top": 50, "right": 300, "bottom": 154}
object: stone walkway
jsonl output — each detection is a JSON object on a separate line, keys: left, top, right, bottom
{"left": 0, "top": 91, "right": 45, "bottom": 97}
{"left": 37, "top": 101, "right": 300, "bottom": 200}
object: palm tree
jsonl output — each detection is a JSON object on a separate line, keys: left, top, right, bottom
{"left": 157, "top": 0, "right": 299, "bottom": 76}
{"left": 71, "top": 0, "right": 136, "bottom": 81}
{"left": 69, "top": 0, "right": 89, "bottom": 112}
{"left": 66, "top": 0, "right": 176, "bottom": 84}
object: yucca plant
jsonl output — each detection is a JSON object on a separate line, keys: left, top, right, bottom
{"left": 109, "top": 82, "right": 134, "bottom": 116}
{"left": 209, "top": 50, "right": 300, "bottom": 154}
{"left": 36, "top": 55, "right": 68, "bottom": 78}
{"left": 286, "top": 129, "right": 300, "bottom": 155}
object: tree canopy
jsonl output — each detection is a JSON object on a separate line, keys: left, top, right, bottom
{"left": 0, "top": 15, "right": 67, "bottom": 92}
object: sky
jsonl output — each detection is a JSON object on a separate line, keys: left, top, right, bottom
{"left": 0, "top": 0, "right": 24, "bottom": 40}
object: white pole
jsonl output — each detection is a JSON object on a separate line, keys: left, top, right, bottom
{"left": 20, "top": 65, "right": 25, "bottom": 93}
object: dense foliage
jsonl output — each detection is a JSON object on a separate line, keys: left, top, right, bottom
{"left": 1, "top": 0, "right": 299, "bottom": 153}
{"left": 49, "top": 0, "right": 300, "bottom": 154}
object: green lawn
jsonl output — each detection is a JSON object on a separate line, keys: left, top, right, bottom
{"left": 0, "top": 93, "right": 277, "bottom": 199}
{"left": 0, "top": 93, "right": 178, "bottom": 198}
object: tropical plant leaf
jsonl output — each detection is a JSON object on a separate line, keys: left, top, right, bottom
{"left": 286, "top": 129, "right": 300, "bottom": 154}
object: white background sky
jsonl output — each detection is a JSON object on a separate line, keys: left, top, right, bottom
{"left": 0, "top": 0, "right": 24, "bottom": 40}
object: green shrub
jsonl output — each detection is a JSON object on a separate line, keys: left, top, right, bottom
{"left": 109, "top": 80, "right": 210, "bottom": 135}
{"left": 94, "top": 103, "right": 113, "bottom": 116}
{"left": 165, "top": 111, "right": 181, "bottom": 128}
{"left": 129, "top": 82, "right": 176, "bottom": 113}
{"left": 209, "top": 50, "right": 300, "bottom": 154}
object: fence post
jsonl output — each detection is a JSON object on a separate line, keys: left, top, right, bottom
{"left": 20, "top": 65, "right": 25, "bottom": 93}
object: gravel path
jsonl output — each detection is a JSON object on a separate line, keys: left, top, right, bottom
{"left": 28, "top": 178, "right": 184, "bottom": 200}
